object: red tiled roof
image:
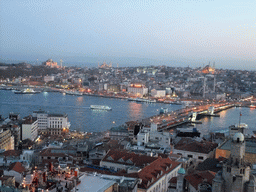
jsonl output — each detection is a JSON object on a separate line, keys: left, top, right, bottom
{"left": 174, "top": 138, "right": 218, "bottom": 154}
{"left": 169, "top": 177, "right": 177, "bottom": 184}
{"left": 9, "top": 162, "right": 26, "bottom": 174}
{"left": 127, "top": 157, "right": 181, "bottom": 189}
{"left": 101, "top": 149, "right": 157, "bottom": 167}
{"left": 184, "top": 171, "right": 216, "bottom": 190}
{"left": 40, "top": 148, "right": 67, "bottom": 157}
{"left": 3, "top": 150, "right": 22, "bottom": 157}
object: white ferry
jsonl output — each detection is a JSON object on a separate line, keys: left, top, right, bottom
{"left": 90, "top": 105, "right": 112, "bottom": 111}
{"left": 14, "top": 88, "right": 40, "bottom": 94}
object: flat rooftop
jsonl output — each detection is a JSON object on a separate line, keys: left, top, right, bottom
{"left": 219, "top": 139, "right": 256, "bottom": 154}
{"left": 76, "top": 174, "right": 116, "bottom": 192}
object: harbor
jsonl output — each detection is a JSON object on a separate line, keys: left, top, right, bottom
{"left": 0, "top": 89, "right": 255, "bottom": 135}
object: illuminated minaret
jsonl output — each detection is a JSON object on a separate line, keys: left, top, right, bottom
{"left": 213, "top": 62, "right": 216, "bottom": 93}
{"left": 203, "top": 76, "right": 206, "bottom": 98}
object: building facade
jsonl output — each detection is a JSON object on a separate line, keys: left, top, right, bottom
{"left": 127, "top": 83, "right": 148, "bottom": 97}
{"left": 22, "top": 116, "right": 38, "bottom": 141}
{"left": 47, "top": 113, "right": 70, "bottom": 135}
{"left": 0, "top": 129, "right": 14, "bottom": 151}
{"left": 32, "top": 111, "right": 70, "bottom": 135}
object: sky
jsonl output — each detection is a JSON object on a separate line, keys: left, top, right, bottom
{"left": 0, "top": 0, "right": 255, "bottom": 69}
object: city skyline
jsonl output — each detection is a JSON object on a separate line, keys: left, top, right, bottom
{"left": 0, "top": 0, "right": 255, "bottom": 70}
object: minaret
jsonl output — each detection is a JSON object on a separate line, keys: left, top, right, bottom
{"left": 213, "top": 62, "right": 216, "bottom": 93}
{"left": 60, "top": 59, "right": 63, "bottom": 68}
{"left": 176, "top": 168, "right": 186, "bottom": 192}
{"left": 203, "top": 76, "right": 206, "bottom": 98}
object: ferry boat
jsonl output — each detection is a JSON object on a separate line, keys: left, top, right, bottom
{"left": 249, "top": 105, "right": 256, "bottom": 109}
{"left": 90, "top": 105, "right": 112, "bottom": 111}
{"left": 14, "top": 88, "right": 40, "bottom": 94}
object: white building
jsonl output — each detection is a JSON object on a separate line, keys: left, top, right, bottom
{"left": 47, "top": 113, "right": 70, "bottom": 135}
{"left": 43, "top": 75, "right": 54, "bottom": 83}
{"left": 32, "top": 111, "right": 70, "bottom": 135}
{"left": 32, "top": 110, "right": 48, "bottom": 134}
{"left": 151, "top": 89, "right": 166, "bottom": 98}
{"left": 127, "top": 83, "right": 148, "bottom": 97}
{"left": 20, "top": 150, "right": 34, "bottom": 166}
{"left": 22, "top": 116, "right": 38, "bottom": 141}
{"left": 129, "top": 157, "right": 181, "bottom": 192}
{"left": 137, "top": 123, "right": 171, "bottom": 147}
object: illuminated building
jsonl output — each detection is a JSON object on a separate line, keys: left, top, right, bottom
{"left": 127, "top": 83, "right": 148, "bottom": 97}
{"left": 32, "top": 111, "right": 70, "bottom": 135}
{"left": 42, "top": 59, "right": 61, "bottom": 68}
{"left": 201, "top": 65, "right": 215, "bottom": 74}
{"left": 47, "top": 113, "right": 70, "bottom": 135}
{"left": 151, "top": 89, "right": 166, "bottom": 98}
{"left": 0, "top": 129, "right": 14, "bottom": 150}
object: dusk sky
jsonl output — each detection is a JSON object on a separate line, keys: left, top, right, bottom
{"left": 0, "top": 0, "right": 255, "bottom": 69}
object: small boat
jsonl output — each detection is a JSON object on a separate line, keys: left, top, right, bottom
{"left": 90, "top": 105, "right": 112, "bottom": 111}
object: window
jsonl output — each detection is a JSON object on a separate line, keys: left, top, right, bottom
{"left": 187, "top": 155, "right": 193, "bottom": 158}
{"left": 198, "top": 156, "right": 204, "bottom": 160}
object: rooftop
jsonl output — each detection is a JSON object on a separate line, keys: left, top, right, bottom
{"left": 9, "top": 162, "right": 26, "bottom": 174}
{"left": 127, "top": 157, "right": 181, "bottom": 189}
{"left": 22, "top": 116, "right": 37, "bottom": 124}
{"left": 218, "top": 138, "right": 256, "bottom": 154}
{"left": 174, "top": 138, "right": 218, "bottom": 154}
{"left": 110, "top": 126, "right": 128, "bottom": 132}
{"left": 185, "top": 171, "right": 216, "bottom": 190}
{"left": 76, "top": 174, "right": 117, "bottom": 192}
{"left": 101, "top": 149, "right": 157, "bottom": 167}
{"left": 48, "top": 113, "right": 68, "bottom": 117}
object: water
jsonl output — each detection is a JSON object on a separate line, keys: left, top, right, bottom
{"left": 1, "top": 90, "right": 255, "bottom": 133}
{"left": 0, "top": 90, "right": 181, "bottom": 132}
{"left": 198, "top": 107, "right": 256, "bottom": 136}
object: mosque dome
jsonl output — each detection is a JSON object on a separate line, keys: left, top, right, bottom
{"left": 232, "top": 132, "right": 244, "bottom": 143}
{"left": 178, "top": 168, "right": 186, "bottom": 174}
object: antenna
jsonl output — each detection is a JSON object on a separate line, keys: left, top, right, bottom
{"left": 60, "top": 59, "right": 63, "bottom": 68}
